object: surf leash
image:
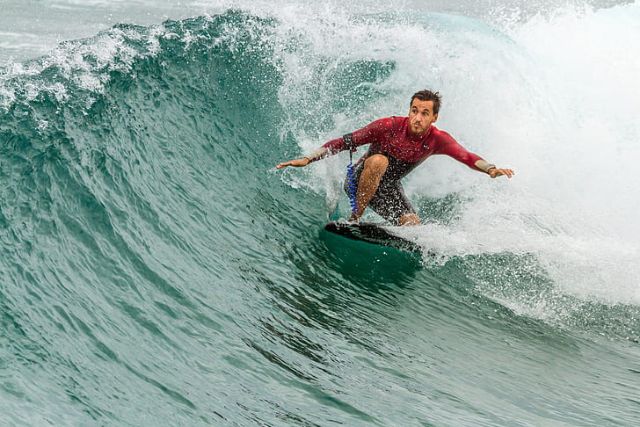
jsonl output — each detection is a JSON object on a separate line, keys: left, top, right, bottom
{"left": 344, "top": 134, "right": 358, "bottom": 215}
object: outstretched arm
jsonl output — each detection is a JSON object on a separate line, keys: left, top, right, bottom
{"left": 275, "top": 117, "right": 395, "bottom": 170}
{"left": 436, "top": 132, "right": 515, "bottom": 179}
{"left": 275, "top": 147, "right": 329, "bottom": 169}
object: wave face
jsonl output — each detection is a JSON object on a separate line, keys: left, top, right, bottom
{"left": 1, "top": 5, "right": 640, "bottom": 426}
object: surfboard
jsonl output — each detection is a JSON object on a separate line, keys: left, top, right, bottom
{"left": 323, "top": 221, "right": 422, "bottom": 253}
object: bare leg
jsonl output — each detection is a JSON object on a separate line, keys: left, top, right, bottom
{"left": 398, "top": 213, "right": 421, "bottom": 226}
{"left": 350, "top": 154, "right": 389, "bottom": 221}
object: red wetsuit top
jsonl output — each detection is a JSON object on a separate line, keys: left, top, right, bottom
{"left": 323, "top": 116, "right": 484, "bottom": 180}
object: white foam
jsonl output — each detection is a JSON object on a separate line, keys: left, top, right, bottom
{"left": 0, "top": 22, "right": 172, "bottom": 111}
{"left": 270, "top": 3, "right": 640, "bottom": 306}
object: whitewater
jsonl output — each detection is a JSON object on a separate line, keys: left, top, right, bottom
{"left": 1, "top": 0, "right": 639, "bottom": 425}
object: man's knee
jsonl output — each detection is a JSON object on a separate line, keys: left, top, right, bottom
{"left": 398, "top": 213, "right": 420, "bottom": 226}
{"left": 364, "top": 154, "right": 389, "bottom": 174}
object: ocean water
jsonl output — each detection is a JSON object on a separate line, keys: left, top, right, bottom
{"left": 1, "top": 1, "right": 640, "bottom": 426}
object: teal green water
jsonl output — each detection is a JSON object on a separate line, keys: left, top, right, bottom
{"left": 1, "top": 9, "right": 640, "bottom": 426}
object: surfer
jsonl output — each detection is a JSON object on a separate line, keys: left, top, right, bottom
{"left": 276, "top": 90, "right": 514, "bottom": 226}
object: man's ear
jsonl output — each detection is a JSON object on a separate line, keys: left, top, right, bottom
{"left": 433, "top": 114, "right": 439, "bottom": 122}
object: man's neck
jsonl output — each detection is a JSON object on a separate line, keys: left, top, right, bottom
{"left": 407, "top": 124, "right": 432, "bottom": 140}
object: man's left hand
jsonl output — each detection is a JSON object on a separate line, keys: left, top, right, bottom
{"left": 488, "top": 168, "right": 515, "bottom": 179}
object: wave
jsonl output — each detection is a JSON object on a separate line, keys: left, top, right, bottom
{"left": 1, "top": 5, "right": 640, "bottom": 425}
{"left": 1, "top": 6, "right": 639, "bottom": 348}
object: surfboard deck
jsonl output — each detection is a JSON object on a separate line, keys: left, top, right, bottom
{"left": 323, "top": 221, "right": 422, "bottom": 253}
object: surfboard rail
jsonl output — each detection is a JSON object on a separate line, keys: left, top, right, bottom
{"left": 323, "top": 221, "right": 422, "bottom": 253}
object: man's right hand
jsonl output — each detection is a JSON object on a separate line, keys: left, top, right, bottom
{"left": 276, "top": 157, "right": 311, "bottom": 169}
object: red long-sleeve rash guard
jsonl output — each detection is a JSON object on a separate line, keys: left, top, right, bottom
{"left": 323, "top": 116, "right": 483, "bottom": 178}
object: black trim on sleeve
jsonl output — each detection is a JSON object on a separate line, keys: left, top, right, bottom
{"left": 343, "top": 133, "right": 355, "bottom": 152}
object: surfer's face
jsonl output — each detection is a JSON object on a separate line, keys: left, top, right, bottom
{"left": 408, "top": 99, "right": 438, "bottom": 135}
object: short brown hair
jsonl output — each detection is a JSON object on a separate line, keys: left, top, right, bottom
{"left": 410, "top": 90, "right": 441, "bottom": 114}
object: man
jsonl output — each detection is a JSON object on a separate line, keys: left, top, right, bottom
{"left": 276, "top": 90, "right": 514, "bottom": 226}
